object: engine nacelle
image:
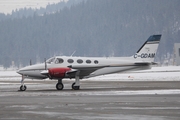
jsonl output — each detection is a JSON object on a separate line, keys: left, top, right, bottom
{"left": 48, "top": 68, "right": 71, "bottom": 79}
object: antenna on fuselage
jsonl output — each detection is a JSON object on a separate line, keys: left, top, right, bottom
{"left": 70, "top": 51, "right": 76, "bottom": 57}
{"left": 30, "top": 59, "right": 32, "bottom": 66}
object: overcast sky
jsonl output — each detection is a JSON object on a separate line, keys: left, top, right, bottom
{"left": 0, "top": 0, "right": 67, "bottom": 14}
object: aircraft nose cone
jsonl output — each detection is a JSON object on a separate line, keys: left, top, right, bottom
{"left": 16, "top": 67, "right": 27, "bottom": 75}
{"left": 16, "top": 69, "right": 23, "bottom": 75}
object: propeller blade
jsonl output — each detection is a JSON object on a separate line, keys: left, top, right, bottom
{"left": 44, "top": 58, "right": 47, "bottom": 70}
{"left": 41, "top": 70, "right": 48, "bottom": 75}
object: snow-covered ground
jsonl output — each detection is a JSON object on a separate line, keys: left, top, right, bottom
{"left": 0, "top": 70, "right": 20, "bottom": 81}
{"left": 88, "top": 66, "right": 180, "bottom": 81}
{"left": 0, "top": 66, "right": 180, "bottom": 96}
{"left": 0, "top": 66, "right": 180, "bottom": 81}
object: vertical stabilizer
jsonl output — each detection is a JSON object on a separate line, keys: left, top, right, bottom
{"left": 133, "top": 35, "right": 161, "bottom": 62}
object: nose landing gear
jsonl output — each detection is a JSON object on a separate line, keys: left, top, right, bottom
{"left": 20, "top": 85, "right": 27, "bottom": 91}
{"left": 19, "top": 75, "right": 27, "bottom": 91}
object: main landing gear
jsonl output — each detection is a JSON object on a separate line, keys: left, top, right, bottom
{"left": 19, "top": 75, "right": 27, "bottom": 91}
{"left": 56, "top": 79, "right": 80, "bottom": 90}
{"left": 56, "top": 72, "right": 80, "bottom": 90}
{"left": 72, "top": 73, "right": 80, "bottom": 90}
{"left": 72, "top": 82, "right": 80, "bottom": 90}
{"left": 56, "top": 79, "right": 64, "bottom": 90}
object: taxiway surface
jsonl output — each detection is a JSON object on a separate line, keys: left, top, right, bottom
{"left": 0, "top": 80, "right": 180, "bottom": 120}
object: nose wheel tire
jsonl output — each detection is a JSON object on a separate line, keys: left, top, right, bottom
{"left": 56, "top": 83, "right": 64, "bottom": 90}
{"left": 72, "top": 82, "right": 80, "bottom": 90}
{"left": 20, "top": 85, "right": 27, "bottom": 91}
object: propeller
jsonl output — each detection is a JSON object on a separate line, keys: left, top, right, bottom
{"left": 44, "top": 58, "right": 47, "bottom": 70}
{"left": 41, "top": 58, "right": 52, "bottom": 79}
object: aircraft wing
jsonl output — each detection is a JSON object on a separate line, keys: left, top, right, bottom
{"left": 67, "top": 65, "right": 109, "bottom": 78}
{"left": 108, "top": 62, "right": 155, "bottom": 67}
{"left": 67, "top": 62, "right": 154, "bottom": 69}
{"left": 67, "top": 62, "right": 154, "bottom": 78}
{"left": 67, "top": 65, "right": 109, "bottom": 70}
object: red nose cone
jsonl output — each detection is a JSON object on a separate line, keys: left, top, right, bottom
{"left": 48, "top": 68, "right": 71, "bottom": 78}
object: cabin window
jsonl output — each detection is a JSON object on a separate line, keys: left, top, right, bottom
{"left": 77, "top": 59, "right": 83, "bottom": 64}
{"left": 86, "top": 60, "right": 91, "bottom": 64}
{"left": 55, "top": 58, "right": 64, "bottom": 64}
{"left": 94, "top": 60, "right": 99, "bottom": 64}
{"left": 67, "top": 59, "right": 74, "bottom": 63}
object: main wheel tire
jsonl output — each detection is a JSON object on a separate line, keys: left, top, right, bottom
{"left": 56, "top": 83, "right": 64, "bottom": 90}
{"left": 20, "top": 85, "right": 27, "bottom": 91}
{"left": 72, "top": 82, "right": 80, "bottom": 90}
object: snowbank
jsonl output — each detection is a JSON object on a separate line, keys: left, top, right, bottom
{"left": 0, "top": 66, "right": 179, "bottom": 81}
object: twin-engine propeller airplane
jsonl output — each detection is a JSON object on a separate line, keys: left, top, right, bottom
{"left": 17, "top": 35, "right": 161, "bottom": 91}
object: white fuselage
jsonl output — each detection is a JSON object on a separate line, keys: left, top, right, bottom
{"left": 17, "top": 56, "right": 151, "bottom": 79}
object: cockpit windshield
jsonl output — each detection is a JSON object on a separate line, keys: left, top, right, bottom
{"left": 46, "top": 57, "right": 55, "bottom": 64}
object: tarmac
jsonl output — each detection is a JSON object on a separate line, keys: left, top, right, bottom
{"left": 0, "top": 80, "right": 180, "bottom": 120}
